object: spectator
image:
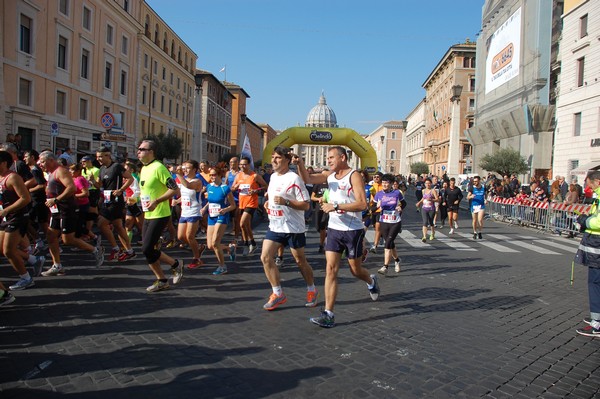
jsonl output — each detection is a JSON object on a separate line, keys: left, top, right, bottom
{"left": 58, "top": 147, "right": 75, "bottom": 166}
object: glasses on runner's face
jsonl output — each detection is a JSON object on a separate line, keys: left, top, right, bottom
{"left": 137, "top": 148, "right": 151, "bottom": 152}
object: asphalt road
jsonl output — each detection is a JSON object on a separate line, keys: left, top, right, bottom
{"left": 1, "top": 189, "right": 598, "bottom": 398}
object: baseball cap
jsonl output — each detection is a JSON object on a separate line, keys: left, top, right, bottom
{"left": 82, "top": 155, "right": 92, "bottom": 161}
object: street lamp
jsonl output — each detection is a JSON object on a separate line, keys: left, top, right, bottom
{"left": 447, "top": 84, "right": 463, "bottom": 177}
{"left": 380, "top": 135, "right": 385, "bottom": 173}
{"left": 191, "top": 74, "right": 203, "bottom": 162}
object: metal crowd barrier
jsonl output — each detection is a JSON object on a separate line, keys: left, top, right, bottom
{"left": 487, "top": 198, "right": 591, "bottom": 237}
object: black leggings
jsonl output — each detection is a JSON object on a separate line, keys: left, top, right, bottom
{"left": 142, "top": 216, "right": 170, "bottom": 264}
{"left": 379, "top": 221, "right": 402, "bottom": 249}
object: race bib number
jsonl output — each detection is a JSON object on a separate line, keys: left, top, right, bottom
{"left": 472, "top": 204, "right": 482, "bottom": 213}
{"left": 381, "top": 210, "right": 400, "bottom": 223}
{"left": 141, "top": 195, "right": 151, "bottom": 212}
{"left": 267, "top": 204, "right": 284, "bottom": 219}
{"left": 50, "top": 203, "right": 59, "bottom": 214}
{"left": 423, "top": 199, "right": 432, "bottom": 208}
{"left": 239, "top": 184, "right": 251, "bottom": 196}
{"left": 103, "top": 190, "right": 112, "bottom": 203}
{"left": 181, "top": 196, "right": 192, "bottom": 210}
{"left": 208, "top": 203, "right": 221, "bottom": 217}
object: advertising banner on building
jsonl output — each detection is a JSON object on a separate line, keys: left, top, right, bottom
{"left": 485, "top": 7, "right": 521, "bottom": 94}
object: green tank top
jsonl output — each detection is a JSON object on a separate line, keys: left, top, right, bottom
{"left": 140, "top": 160, "right": 173, "bottom": 219}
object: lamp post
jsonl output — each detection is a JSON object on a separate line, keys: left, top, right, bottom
{"left": 191, "top": 74, "right": 203, "bottom": 162}
{"left": 399, "top": 120, "right": 408, "bottom": 175}
{"left": 239, "top": 113, "right": 247, "bottom": 159}
{"left": 380, "top": 134, "right": 385, "bottom": 173}
{"left": 447, "top": 84, "right": 463, "bottom": 177}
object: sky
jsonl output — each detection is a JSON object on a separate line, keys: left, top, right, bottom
{"left": 147, "top": 0, "right": 485, "bottom": 135}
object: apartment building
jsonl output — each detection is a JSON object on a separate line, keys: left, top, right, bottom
{"left": 403, "top": 98, "right": 426, "bottom": 176}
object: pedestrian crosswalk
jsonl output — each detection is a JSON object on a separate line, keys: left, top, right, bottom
{"left": 363, "top": 229, "right": 579, "bottom": 256}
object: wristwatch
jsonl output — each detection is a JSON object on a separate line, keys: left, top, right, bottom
{"left": 285, "top": 199, "right": 290, "bottom": 206}
{"left": 333, "top": 203, "right": 339, "bottom": 211}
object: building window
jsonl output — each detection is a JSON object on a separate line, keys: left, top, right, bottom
{"left": 170, "top": 73, "right": 173, "bottom": 85}
{"left": 390, "top": 150, "right": 396, "bottom": 160}
{"left": 168, "top": 99, "right": 172, "bottom": 116}
{"left": 469, "top": 98, "right": 475, "bottom": 109}
{"left": 56, "top": 90, "right": 66, "bottom": 115}
{"left": 104, "top": 61, "right": 112, "bottom": 89}
{"left": 151, "top": 91, "right": 156, "bottom": 109}
{"left": 469, "top": 77, "right": 476, "bottom": 91}
{"left": 391, "top": 132, "right": 396, "bottom": 139}
{"left": 153, "top": 60, "right": 157, "bottom": 75}
{"left": 82, "top": 6, "right": 91, "bottom": 30}
{"left": 106, "top": 24, "right": 113, "bottom": 46}
{"left": 58, "top": 36, "right": 68, "bottom": 69}
{"left": 103, "top": 106, "right": 110, "bottom": 114}
{"left": 574, "top": 112, "right": 582, "bottom": 136}
{"left": 19, "top": 78, "right": 32, "bottom": 106}
{"left": 160, "top": 95, "right": 165, "bottom": 113}
{"left": 120, "top": 112, "right": 125, "bottom": 129}
{"left": 471, "top": 57, "right": 476, "bottom": 68}
{"left": 580, "top": 14, "right": 588, "bottom": 38}
{"left": 120, "top": 70, "right": 127, "bottom": 95}
{"left": 162, "top": 67, "right": 166, "bottom": 80}
{"left": 144, "top": 54, "right": 148, "bottom": 69}
{"left": 577, "top": 57, "right": 585, "bottom": 87}
{"left": 463, "top": 57, "right": 470, "bottom": 68}
{"left": 123, "top": 0, "right": 129, "bottom": 12}
{"left": 20, "top": 14, "right": 32, "bottom": 54}
{"left": 142, "top": 86, "right": 147, "bottom": 105}
{"left": 121, "top": 36, "right": 128, "bottom": 55}
{"left": 59, "top": 0, "right": 69, "bottom": 16}
{"left": 81, "top": 49, "right": 89, "bottom": 79}
{"left": 79, "top": 98, "right": 88, "bottom": 120}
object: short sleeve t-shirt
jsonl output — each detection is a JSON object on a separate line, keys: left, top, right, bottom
{"left": 266, "top": 171, "right": 309, "bottom": 234}
{"left": 100, "top": 162, "right": 126, "bottom": 203}
{"left": 140, "top": 160, "right": 174, "bottom": 219}
{"left": 207, "top": 183, "right": 231, "bottom": 218}
{"left": 374, "top": 189, "right": 404, "bottom": 223}
{"left": 83, "top": 166, "right": 100, "bottom": 191}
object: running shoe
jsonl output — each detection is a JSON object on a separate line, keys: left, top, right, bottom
{"left": 305, "top": 290, "right": 318, "bottom": 307}
{"left": 394, "top": 259, "right": 401, "bottom": 273}
{"left": 9, "top": 277, "right": 35, "bottom": 291}
{"left": 198, "top": 243, "right": 206, "bottom": 259}
{"left": 368, "top": 274, "right": 380, "bottom": 301}
{"left": 94, "top": 247, "right": 105, "bottom": 268}
{"left": 310, "top": 310, "right": 335, "bottom": 328}
{"left": 187, "top": 258, "right": 204, "bottom": 269}
{"left": 94, "top": 236, "right": 102, "bottom": 250}
{"left": 583, "top": 317, "right": 595, "bottom": 325}
{"left": 171, "top": 260, "right": 184, "bottom": 284}
{"left": 0, "top": 291, "right": 15, "bottom": 307}
{"left": 454, "top": 221, "right": 458, "bottom": 229}
{"left": 118, "top": 250, "right": 136, "bottom": 262}
{"left": 429, "top": 234, "right": 435, "bottom": 241}
{"left": 228, "top": 244, "right": 236, "bottom": 262}
{"left": 146, "top": 280, "right": 170, "bottom": 292}
{"left": 41, "top": 264, "right": 65, "bottom": 277}
{"left": 449, "top": 228, "right": 454, "bottom": 235}
{"left": 165, "top": 240, "right": 178, "bottom": 249}
{"left": 212, "top": 266, "right": 228, "bottom": 275}
{"left": 421, "top": 236, "right": 427, "bottom": 243}
{"left": 378, "top": 266, "right": 388, "bottom": 275}
{"left": 472, "top": 232, "right": 477, "bottom": 240}
{"left": 361, "top": 248, "right": 369, "bottom": 263}
{"left": 576, "top": 324, "right": 600, "bottom": 338}
{"left": 32, "top": 256, "right": 46, "bottom": 277}
{"left": 369, "top": 245, "right": 377, "bottom": 254}
{"left": 275, "top": 256, "right": 283, "bottom": 268}
{"left": 248, "top": 244, "right": 257, "bottom": 254}
{"left": 263, "top": 292, "right": 287, "bottom": 311}
{"left": 478, "top": 232, "right": 483, "bottom": 239}
{"left": 107, "top": 249, "right": 120, "bottom": 262}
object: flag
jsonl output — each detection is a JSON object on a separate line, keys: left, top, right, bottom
{"left": 240, "top": 134, "right": 254, "bottom": 170}
{"left": 433, "top": 110, "right": 438, "bottom": 122}
{"left": 219, "top": 66, "right": 226, "bottom": 73}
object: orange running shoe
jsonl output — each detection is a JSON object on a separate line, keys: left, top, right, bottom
{"left": 305, "top": 290, "right": 318, "bottom": 308}
{"left": 263, "top": 292, "right": 287, "bottom": 311}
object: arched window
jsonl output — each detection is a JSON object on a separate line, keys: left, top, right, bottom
{"left": 171, "top": 40, "right": 175, "bottom": 58}
{"left": 163, "top": 32, "right": 167, "bottom": 51}
{"left": 154, "top": 24, "right": 159, "bottom": 44}
{"left": 463, "top": 57, "right": 470, "bottom": 68}
{"left": 391, "top": 131, "right": 396, "bottom": 139}
{"left": 390, "top": 150, "right": 396, "bottom": 160}
{"left": 144, "top": 15, "right": 150, "bottom": 37}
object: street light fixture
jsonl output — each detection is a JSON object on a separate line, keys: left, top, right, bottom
{"left": 401, "top": 120, "right": 408, "bottom": 130}
{"left": 451, "top": 84, "right": 463, "bottom": 103}
{"left": 191, "top": 74, "right": 204, "bottom": 162}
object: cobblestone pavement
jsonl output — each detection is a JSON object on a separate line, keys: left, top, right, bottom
{"left": 1, "top": 191, "right": 599, "bottom": 398}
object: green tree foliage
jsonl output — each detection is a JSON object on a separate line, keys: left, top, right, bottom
{"left": 145, "top": 133, "right": 182, "bottom": 162}
{"left": 410, "top": 161, "right": 430, "bottom": 176}
{"left": 479, "top": 147, "right": 529, "bottom": 177}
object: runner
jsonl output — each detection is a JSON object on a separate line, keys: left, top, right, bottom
{"left": 0, "top": 150, "right": 35, "bottom": 290}
{"left": 81, "top": 155, "right": 100, "bottom": 242}
{"left": 203, "top": 167, "right": 236, "bottom": 275}
{"left": 445, "top": 177, "right": 463, "bottom": 234}
{"left": 37, "top": 151, "right": 105, "bottom": 276}
{"left": 369, "top": 172, "right": 383, "bottom": 253}
{"left": 297, "top": 146, "right": 379, "bottom": 328}
{"left": 174, "top": 160, "right": 206, "bottom": 269}
{"left": 137, "top": 140, "right": 183, "bottom": 292}
{"left": 225, "top": 157, "right": 242, "bottom": 242}
{"left": 374, "top": 174, "right": 406, "bottom": 275}
{"left": 311, "top": 181, "right": 329, "bottom": 254}
{"left": 24, "top": 149, "right": 49, "bottom": 255}
{"left": 467, "top": 175, "right": 486, "bottom": 239}
{"left": 261, "top": 146, "right": 317, "bottom": 311}
{"left": 232, "top": 157, "right": 268, "bottom": 255}
{"left": 124, "top": 161, "right": 143, "bottom": 245}
{"left": 95, "top": 147, "right": 135, "bottom": 261}
{"left": 416, "top": 178, "right": 438, "bottom": 242}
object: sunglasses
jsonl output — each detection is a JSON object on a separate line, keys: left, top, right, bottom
{"left": 137, "top": 148, "right": 151, "bottom": 152}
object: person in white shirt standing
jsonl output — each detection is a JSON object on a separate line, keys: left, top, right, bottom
{"left": 260, "top": 146, "right": 318, "bottom": 311}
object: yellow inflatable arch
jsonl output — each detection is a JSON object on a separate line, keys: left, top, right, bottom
{"left": 262, "top": 127, "right": 378, "bottom": 173}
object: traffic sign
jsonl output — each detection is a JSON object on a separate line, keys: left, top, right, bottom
{"left": 442, "top": 165, "right": 446, "bottom": 171}
{"left": 101, "top": 113, "right": 115, "bottom": 129}
{"left": 50, "top": 122, "right": 59, "bottom": 137}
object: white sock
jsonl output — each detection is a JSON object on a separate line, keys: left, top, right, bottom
{"left": 324, "top": 309, "right": 334, "bottom": 317}
{"left": 367, "top": 279, "right": 375, "bottom": 289}
{"left": 272, "top": 286, "right": 283, "bottom": 296}
{"left": 112, "top": 246, "right": 119, "bottom": 251}
{"left": 307, "top": 285, "right": 316, "bottom": 292}
{"left": 20, "top": 272, "right": 32, "bottom": 280}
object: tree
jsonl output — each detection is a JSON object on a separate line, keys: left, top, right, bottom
{"left": 410, "top": 161, "right": 430, "bottom": 176}
{"left": 479, "top": 147, "right": 529, "bottom": 177}
{"left": 145, "top": 133, "right": 182, "bottom": 162}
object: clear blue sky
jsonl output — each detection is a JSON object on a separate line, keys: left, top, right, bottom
{"left": 147, "top": 0, "right": 484, "bottom": 134}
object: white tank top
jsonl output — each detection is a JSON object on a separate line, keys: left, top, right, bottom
{"left": 327, "top": 170, "right": 364, "bottom": 231}
{"left": 179, "top": 181, "right": 201, "bottom": 218}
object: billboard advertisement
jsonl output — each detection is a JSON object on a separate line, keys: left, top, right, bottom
{"left": 485, "top": 7, "right": 521, "bottom": 94}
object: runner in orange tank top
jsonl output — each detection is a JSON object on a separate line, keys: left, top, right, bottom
{"left": 232, "top": 157, "right": 268, "bottom": 255}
